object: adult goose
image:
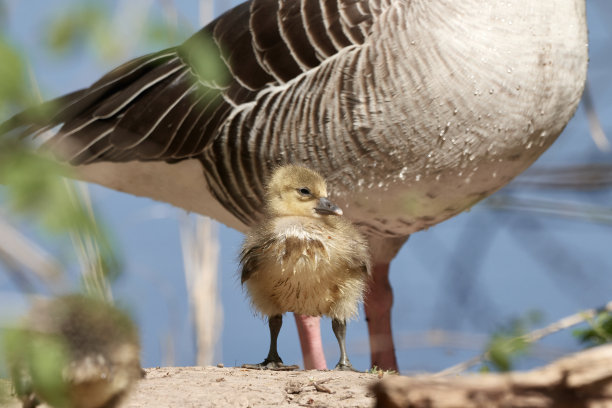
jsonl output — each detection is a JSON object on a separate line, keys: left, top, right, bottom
{"left": 1, "top": 0, "right": 588, "bottom": 371}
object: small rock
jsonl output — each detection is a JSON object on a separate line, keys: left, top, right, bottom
{"left": 285, "top": 381, "right": 303, "bottom": 394}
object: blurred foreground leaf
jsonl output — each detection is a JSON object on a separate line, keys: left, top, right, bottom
{"left": 145, "top": 16, "right": 192, "bottom": 47}
{"left": 0, "top": 1, "right": 7, "bottom": 27}
{"left": 182, "top": 31, "right": 230, "bottom": 89}
{"left": 0, "top": 142, "right": 121, "bottom": 289}
{"left": 45, "top": 2, "right": 111, "bottom": 56}
{"left": 3, "top": 328, "right": 70, "bottom": 408}
{"left": 44, "top": 1, "right": 198, "bottom": 63}
{"left": 0, "top": 37, "right": 30, "bottom": 115}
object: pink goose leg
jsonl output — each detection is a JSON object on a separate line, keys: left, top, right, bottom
{"left": 294, "top": 236, "right": 408, "bottom": 371}
{"left": 294, "top": 314, "right": 327, "bottom": 369}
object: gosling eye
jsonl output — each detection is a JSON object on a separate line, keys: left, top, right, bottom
{"left": 297, "top": 187, "right": 312, "bottom": 197}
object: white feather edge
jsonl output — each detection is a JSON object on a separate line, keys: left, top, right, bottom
{"left": 75, "top": 159, "right": 247, "bottom": 233}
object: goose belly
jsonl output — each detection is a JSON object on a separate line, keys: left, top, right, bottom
{"left": 317, "top": 0, "right": 589, "bottom": 238}
{"left": 332, "top": 148, "right": 546, "bottom": 238}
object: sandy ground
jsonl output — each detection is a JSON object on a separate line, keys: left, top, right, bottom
{"left": 1, "top": 366, "right": 383, "bottom": 407}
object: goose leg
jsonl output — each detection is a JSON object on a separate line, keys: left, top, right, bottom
{"left": 294, "top": 314, "right": 328, "bottom": 369}
{"left": 242, "top": 314, "right": 299, "bottom": 370}
{"left": 332, "top": 318, "right": 357, "bottom": 371}
{"left": 363, "top": 236, "right": 407, "bottom": 372}
{"left": 364, "top": 262, "right": 398, "bottom": 371}
{"left": 294, "top": 237, "right": 407, "bottom": 372}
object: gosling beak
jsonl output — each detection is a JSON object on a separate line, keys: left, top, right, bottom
{"left": 315, "top": 197, "right": 343, "bottom": 216}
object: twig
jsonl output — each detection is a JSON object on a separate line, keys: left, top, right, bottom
{"left": 583, "top": 82, "right": 611, "bottom": 152}
{"left": 66, "top": 180, "right": 113, "bottom": 302}
{"left": 374, "top": 345, "right": 612, "bottom": 408}
{"left": 485, "top": 195, "right": 612, "bottom": 225}
{"left": 0, "top": 212, "right": 63, "bottom": 291}
{"left": 512, "top": 164, "right": 612, "bottom": 191}
{"left": 435, "top": 300, "right": 612, "bottom": 377}
{"left": 180, "top": 213, "right": 222, "bottom": 366}
{"left": 198, "top": 0, "right": 214, "bottom": 26}
{"left": 309, "top": 378, "right": 333, "bottom": 394}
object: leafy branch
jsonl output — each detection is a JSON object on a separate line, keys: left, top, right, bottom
{"left": 436, "top": 300, "right": 612, "bottom": 376}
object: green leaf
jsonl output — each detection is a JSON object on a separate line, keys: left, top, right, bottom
{"left": 574, "top": 312, "right": 612, "bottom": 346}
{"left": 482, "top": 313, "right": 539, "bottom": 372}
{"left": 486, "top": 335, "right": 529, "bottom": 372}
{"left": 182, "top": 32, "right": 230, "bottom": 88}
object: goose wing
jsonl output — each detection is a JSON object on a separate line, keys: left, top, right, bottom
{"left": 1, "top": 0, "right": 375, "bottom": 166}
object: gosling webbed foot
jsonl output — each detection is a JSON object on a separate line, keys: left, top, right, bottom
{"left": 334, "top": 361, "right": 360, "bottom": 372}
{"left": 331, "top": 318, "right": 359, "bottom": 372}
{"left": 242, "top": 359, "right": 299, "bottom": 371}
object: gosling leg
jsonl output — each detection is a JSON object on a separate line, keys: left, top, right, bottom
{"left": 242, "top": 314, "right": 299, "bottom": 370}
{"left": 332, "top": 318, "right": 358, "bottom": 371}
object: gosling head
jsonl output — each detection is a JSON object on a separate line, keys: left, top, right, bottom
{"left": 265, "top": 165, "right": 343, "bottom": 218}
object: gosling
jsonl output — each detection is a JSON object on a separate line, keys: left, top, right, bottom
{"left": 240, "top": 165, "right": 370, "bottom": 370}
{"left": 5, "top": 295, "right": 142, "bottom": 408}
